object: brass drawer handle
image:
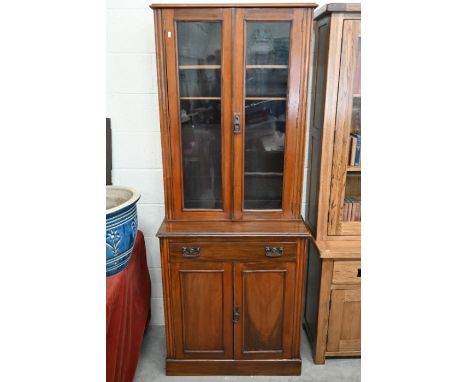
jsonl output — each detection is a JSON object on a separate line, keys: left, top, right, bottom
{"left": 265, "top": 246, "right": 284, "bottom": 257}
{"left": 182, "top": 247, "right": 200, "bottom": 257}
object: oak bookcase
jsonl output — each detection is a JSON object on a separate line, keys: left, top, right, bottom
{"left": 303, "top": 3, "right": 361, "bottom": 364}
{"left": 151, "top": 3, "right": 317, "bottom": 376}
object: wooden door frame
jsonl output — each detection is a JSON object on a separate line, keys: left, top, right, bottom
{"left": 326, "top": 17, "right": 361, "bottom": 236}
{"left": 232, "top": 7, "right": 313, "bottom": 221}
{"left": 313, "top": 13, "right": 361, "bottom": 240}
{"left": 159, "top": 8, "right": 233, "bottom": 220}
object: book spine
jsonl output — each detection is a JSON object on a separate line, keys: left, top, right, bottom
{"left": 354, "top": 134, "right": 361, "bottom": 166}
{"left": 349, "top": 136, "right": 357, "bottom": 166}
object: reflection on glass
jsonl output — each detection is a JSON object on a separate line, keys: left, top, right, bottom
{"left": 179, "top": 69, "right": 220, "bottom": 97}
{"left": 246, "top": 22, "right": 290, "bottom": 65}
{"left": 351, "top": 36, "right": 361, "bottom": 136}
{"left": 244, "top": 100, "right": 286, "bottom": 210}
{"left": 246, "top": 69, "right": 288, "bottom": 98}
{"left": 180, "top": 100, "right": 222, "bottom": 209}
{"left": 177, "top": 22, "right": 221, "bottom": 65}
{"left": 176, "top": 21, "right": 223, "bottom": 210}
{"left": 244, "top": 22, "right": 290, "bottom": 210}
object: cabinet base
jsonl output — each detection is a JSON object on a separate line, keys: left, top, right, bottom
{"left": 303, "top": 321, "right": 361, "bottom": 364}
{"left": 166, "top": 359, "right": 302, "bottom": 376}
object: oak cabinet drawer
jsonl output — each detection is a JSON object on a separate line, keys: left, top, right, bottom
{"left": 169, "top": 241, "right": 297, "bottom": 261}
{"left": 332, "top": 261, "right": 361, "bottom": 284}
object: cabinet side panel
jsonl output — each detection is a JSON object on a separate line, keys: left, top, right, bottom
{"left": 304, "top": 241, "right": 321, "bottom": 342}
{"left": 306, "top": 19, "right": 329, "bottom": 236}
{"left": 154, "top": 9, "right": 174, "bottom": 219}
{"left": 159, "top": 238, "right": 175, "bottom": 357}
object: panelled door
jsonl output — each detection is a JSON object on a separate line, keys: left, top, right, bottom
{"left": 326, "top": 288, "right": 361, "bottom": 353}
{"left": 233, "top": 262, "right": 296, "bottom": 359}
{"left": 170, "top": 261, "right": 234, "bottom": 359}
{"left": 233, "top": 8, "right": 309, "bottom": 220}
{"left": 162, "top": 9, "right": 232, "bottom": 220}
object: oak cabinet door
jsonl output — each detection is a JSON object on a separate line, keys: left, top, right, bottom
{"left": 326, "top": 288, "right": 361, "bottom": 353}
{"left": 233, "top": 262, "right": 296, "bottom": 359}
{"left": 327, "top": 17, "right": 361, "bottom": 236}
{"left": 170, "top": 261, "right": 233, "bottom": 359}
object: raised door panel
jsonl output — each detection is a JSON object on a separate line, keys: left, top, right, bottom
{"left": 162, "top": 8, "right": 232, "bottom": 220}
{"left": 170, "top": 261, "right": 233, "bottom": 359}
{"left": 234, "top": 262, "right": 295, "bottom": 359}
{"left": 232, "top": 8, "right": 312, "bottom": 220}
{"left": 326, "top": 288, "right": 361, "bottom": 353}
{"left": 327, "top": 17, "right": 361, "bottom": 236}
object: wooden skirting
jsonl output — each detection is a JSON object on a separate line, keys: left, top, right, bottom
{"left": 166, "top": 359, "right": 302, "bottom": 376}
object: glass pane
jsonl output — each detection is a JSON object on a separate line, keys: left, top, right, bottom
{"left": 246, "top": 22, "right": 290, "bottom": 65}
{"left": 244, "top": 100, "right": 286, "bottom": 210}
{"left": 246, "top": 69, "right": 288, "bottom": 98}
{"left": 179, "top": 69, "right": 220, "bottom": 97}
{"left": 176, "top": 21, "right": 222, "bottom": 210}
{"left": 344, "top": 36, "right": 361, "bottom": 222}
{"left": 244, "top": 22, "right": 290, "bottom": 210}
{"left": 177, "top": 22, "right": 221, "bottom": 65}
{"left": 180, "top": 100, "right": 222, "bottom": 209}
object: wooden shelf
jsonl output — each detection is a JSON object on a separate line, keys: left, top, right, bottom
{"left": 347, "top": 166, "right": 361, "bottom": 172}
{"left": 179, "top": 65, "right": 221, "bottom": 69}
{"left": 245, "top": 172, "right": 283, "bottom": 176}
{"left": 180, "top": 96, "right": 221, "bottom": 100}
{"left": 245, "top": 97, "right": 287, "bottom": 101}
{"left": 246, "top": 65, "right": 288, "bottom": 69}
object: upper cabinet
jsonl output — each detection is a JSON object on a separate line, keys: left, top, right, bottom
{"left": 306, "top": 3, "right": 361, "bottom": 240}
{"left": 153, "top": 6, "right": 314, "bottom": 221}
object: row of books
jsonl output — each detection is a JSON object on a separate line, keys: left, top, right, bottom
{"left": 349, "top": 133, "right": 361, "bottom": 166}
{"left": 342, "top": 196, "right": 361, "bottom": 222}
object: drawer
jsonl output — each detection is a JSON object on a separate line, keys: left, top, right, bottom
{"left": 332, "top": 261, "right": 361, "bottom": 284}
{"left": 168, "top": 241, "right": 297, "bottom": 262}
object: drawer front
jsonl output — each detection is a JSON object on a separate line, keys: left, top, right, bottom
{"left": 332, "top": 261, "right": 361, "bottom": 284}
{"left": 169, "top": 241, "right": 297, "bottom": 262}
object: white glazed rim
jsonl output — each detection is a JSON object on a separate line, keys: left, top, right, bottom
{"left": 106, "top": 185, "right": 141, "bottom": 216}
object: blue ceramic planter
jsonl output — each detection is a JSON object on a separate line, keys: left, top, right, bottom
{"left": 106, "top": 186, "right": 141, "bottom": 277}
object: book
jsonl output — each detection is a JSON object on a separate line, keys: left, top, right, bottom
{"left": 352, "top": 134, "right": 361, "bottom": 166}
{"left": 355, "top": 202, "right": 361, "bottom": 221}
{"left": 349, "top": 135, "right": 357, "bottom": 166}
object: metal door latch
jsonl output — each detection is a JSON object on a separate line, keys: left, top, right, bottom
{"left": 233, "top": 305, "right": 240, "bottom": 323}
{"left": 233, "top": 112, "right": 241, "bottom": 133}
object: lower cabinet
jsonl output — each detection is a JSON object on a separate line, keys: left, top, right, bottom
{"left": 303, "top": 241, "right": 361, "bottom": 364}
{"left": 161, "top": 238, "right": 308, "bottom": 375}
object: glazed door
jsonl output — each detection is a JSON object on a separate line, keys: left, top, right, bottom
{"left": 327, "top": 17, "right": 361, "bottom": 235}
{"left": 163, "top": 9, "right": 232, "bottom": 220}
{"left": 326, "top": 288, "right": 361, "bottom": 353}
{"left": 233, "top": 262, "right": 296, "bottom": 359}
{"left": 232, "top": 8, "right": 309, "bottom": 220}
{"left": 170, "top": 261, "right": 233, "bottom": 359}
